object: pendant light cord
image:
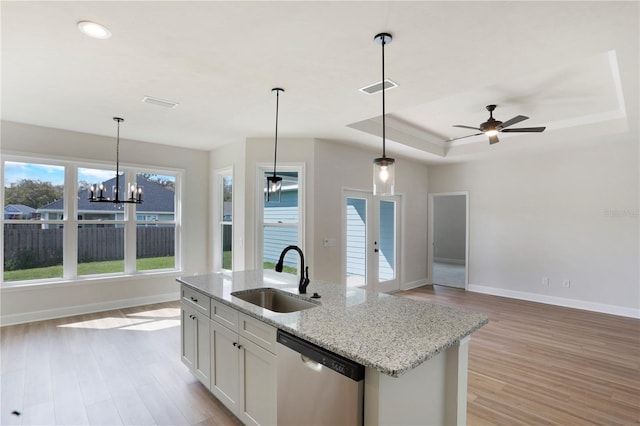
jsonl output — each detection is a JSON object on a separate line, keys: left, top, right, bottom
{"left": 273, "top": 90, "right": 280, "bottom": 177}
{"left": 381, "top": 36, "right": 386, "bottom": 159}
{"left": 115, "top": 117, "right": 121, "bottom": 201}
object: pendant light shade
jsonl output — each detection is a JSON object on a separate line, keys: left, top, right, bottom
{"left": 373, "top": 32, "right": 395, "bottom": 196}
{"left": 266, "top": 88, "right": 284, "bottom": 202}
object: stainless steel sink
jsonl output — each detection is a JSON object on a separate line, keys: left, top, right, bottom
{"left": 231, "top": 288, "right": 319, "bottom": 313}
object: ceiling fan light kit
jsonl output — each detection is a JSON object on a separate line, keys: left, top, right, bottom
{"left": 450, "top": 104, "right": 546, "bottom": 144}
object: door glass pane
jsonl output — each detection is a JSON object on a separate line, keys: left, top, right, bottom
{"left": 378, "top": 200, "right": 396, "bottom": 281}
{"left": 78, "top": 224, "right": 124, "bottom": 276}
{"left": 346, "top": 197, "right": 367, "bottom": 287}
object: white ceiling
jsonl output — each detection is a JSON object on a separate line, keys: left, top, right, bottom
{"left": 1, "top": 1, "right": 638, "bottom": 164}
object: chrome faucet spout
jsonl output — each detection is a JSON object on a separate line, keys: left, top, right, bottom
{"left": 275, "top": 245, "right": 310, "bottom": 294}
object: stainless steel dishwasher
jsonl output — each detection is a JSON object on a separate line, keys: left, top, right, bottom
{"left": 277, "top": 330, "right": 365, "bottom": 426}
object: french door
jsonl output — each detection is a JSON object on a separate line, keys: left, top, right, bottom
{"left": 343, "top": 190, "right": 400, "bottom": 292}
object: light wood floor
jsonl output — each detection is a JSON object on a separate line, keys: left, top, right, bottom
{"left": 400, "top": 285, "right": 640, "bottom": 426}
{"left": 1, "top": 287, "right": 639, "bottom": 425}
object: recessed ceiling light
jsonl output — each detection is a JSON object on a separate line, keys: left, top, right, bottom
{"left": 77, "top": 21, "right": 112, "bottom": 39}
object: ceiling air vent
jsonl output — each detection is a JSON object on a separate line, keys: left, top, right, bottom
{"left": 142, "top": 96, "right": 179, "bottom": 109}
{"left": 359, "top": 79, "right": 398, "bottom": 95}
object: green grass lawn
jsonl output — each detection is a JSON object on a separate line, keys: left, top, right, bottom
{"left": 3, "top": 256, "right": 175, "bottom": 282}
{"left": 263, "top": 261, "right": 297, "bottom": 275}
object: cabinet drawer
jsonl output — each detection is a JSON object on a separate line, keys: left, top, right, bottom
{"left": 211, "top": 299, "right": 239, "bottom": 330}
{"left": 182, "top": 286, "right": 210, "bottom": 316}
{"left": 238, "top": 313, "right": 277, "bottom": 354}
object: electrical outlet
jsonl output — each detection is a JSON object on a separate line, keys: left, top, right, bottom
{"left": 542, "top": 276, "right": 550, "bottom": 286}
{"left": 563, "top": 279, "right": 571, "bottom": 288}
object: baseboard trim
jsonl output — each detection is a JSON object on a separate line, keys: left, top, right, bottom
{"left": 0, "top": 292, "right": 180, "bottom": 326}
{"left": 468, "top": 284, "right": 640, "bottom": 319}
{"left": 434, "top": 257, "right": 465, "bottom": 265}
{"left": 402, "top": 279, "right": 429, "bottom": 291}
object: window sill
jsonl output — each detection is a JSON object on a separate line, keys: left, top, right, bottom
{"left": 0, "top": 269, "right": 183, "bottom": 292}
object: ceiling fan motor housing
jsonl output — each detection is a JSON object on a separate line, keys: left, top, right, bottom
{"left": 480, "top": 118, "right": 501, "bottom": 132}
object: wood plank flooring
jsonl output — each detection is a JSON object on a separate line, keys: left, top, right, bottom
{"left": 399, "top": 285, "right": 640, "bottom": 426}
{"left": 1, "top": 287, "right": 639, "bottom": 425}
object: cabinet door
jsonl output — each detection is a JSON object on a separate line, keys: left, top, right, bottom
{"left": 239, "top": 337, "right": 277, "bottom": 426}
{"left": 181, "top": 304, "right": 195, "bottom": 370}
{"left": 193, "top": 310, "right": 211, "bottom": 388}
{"left": 211, "top": 320, "right": 240, "bottom": 409}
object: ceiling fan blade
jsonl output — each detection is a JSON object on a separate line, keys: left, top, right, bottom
{"left": 446, "top": 132, "right": 483, "bottom": 142}
{"left": 453, "top": 125, "right": 482, "bottom": 131}
{"left": 497, "top": 115, "right": 528, "bottom": 130}
{"left": 488, "top": 134, "right": 500, "bottom": 144}
{"left": 501, "top": 126, "right": 546, "bottom": 133}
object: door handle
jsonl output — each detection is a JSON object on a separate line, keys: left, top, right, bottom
{"left": 374, "top": 248, "right": 379, "bottom": 253}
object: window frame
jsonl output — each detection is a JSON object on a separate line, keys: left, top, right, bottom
{"left": 2, "top": 153, "right": 183, "bottom": 287}
{"left": 213, "top": 167, "right": 233, "bottom": 272}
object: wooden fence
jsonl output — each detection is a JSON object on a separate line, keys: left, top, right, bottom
{"left": 4, "top": 227, "right": 174, "bottom": 266}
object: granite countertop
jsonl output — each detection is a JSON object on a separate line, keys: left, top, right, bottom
{"left": 177, "top": 270, "right": 488, "bottom": 377}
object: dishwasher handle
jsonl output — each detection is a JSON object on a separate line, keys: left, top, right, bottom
{"left": 277, "top": 330, "right": 364, "bottom": 381}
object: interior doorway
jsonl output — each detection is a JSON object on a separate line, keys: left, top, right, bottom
{"left": 428, "top": 192, "right": 469, "bottom": 289}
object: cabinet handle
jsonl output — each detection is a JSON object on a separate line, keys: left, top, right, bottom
{"left": 190, "top": 297, "right": 198, "bottom": 303}
{"left": 237, "top": 345, "right": 242, "bottom": 350}
{"left": 232, "top": 342, "right": 237, "bottom": 347}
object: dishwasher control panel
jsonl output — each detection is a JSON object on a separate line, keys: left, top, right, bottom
{"left": 277, "top": 330, "right": 365, "bottom": 381}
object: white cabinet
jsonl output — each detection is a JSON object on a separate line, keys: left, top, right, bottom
{"left": 239, "top": 335, "right": 277, "bottom": 426}
{"left": 181, "top": 302, "right": 211, "bottom": 388}
{"left": 210, "top": 320, "right": 240, "bottom": 408}
{"left": 210, "top": 301, "right": 277, "bottom": 426}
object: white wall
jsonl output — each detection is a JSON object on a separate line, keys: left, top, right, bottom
{"left": 313, "top": 139, "right": 429, "bottom": 288}
{"left": 209, "top": 137, "right": 429, "bottom": 289}
{"left": 210, "top": 140, "right": 247, "bottom": 271}
{"left": 0, "top": 121, "right": 210, "bottom": 325}
{"left": 428, "top": 136, "right": 639, "bottom": 317}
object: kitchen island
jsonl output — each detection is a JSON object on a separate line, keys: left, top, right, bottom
{"left": 178, "top": 270, "right": 488, "bottom": 425}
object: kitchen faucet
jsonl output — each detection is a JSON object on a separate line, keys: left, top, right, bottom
{"left": 275, "top": 245, "right": 310, "bottom": 294}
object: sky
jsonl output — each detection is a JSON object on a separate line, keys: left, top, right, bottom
{"left": 4, "top": 161, "right": 176, "bottom": 188}
{"left": 5, "top": 161, "right": 129, "bottom": 186}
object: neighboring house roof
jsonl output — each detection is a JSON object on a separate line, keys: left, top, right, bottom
{"left": 4, "top": 204, "right": 36, "bottom": 214}
{"left": 37, "top": 175, "right": 175, "bottom": 213}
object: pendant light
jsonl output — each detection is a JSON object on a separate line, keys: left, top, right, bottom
{"left": 266, "top": 88, "right": 284, "bottom": 203}
{"left": 88, "top": 117, "right": 143, "bottom": 204}
{"left": 373, "top": 32, "right": 395, "bottom": 196}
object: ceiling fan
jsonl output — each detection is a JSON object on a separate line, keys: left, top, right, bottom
{"left": 448, "top": 104, "right": 546, "bottom": 144}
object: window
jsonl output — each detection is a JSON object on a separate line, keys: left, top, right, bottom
{"left": 213, "top": 169, "right": 233, "bottom": 272}
{"left": 260, "top": 167, "right": 303, "bottom": 274}
{"left": 3, "top": 160, "right": 65, "bottom": 282}
{"left": 135, "top": 173, "right": 176, "bottom": 272}
{"left": 221, "top": 174, "right": 233, "bottom": 270}
{"left": 2, "top": 156, "right": 181, "bottom": 284}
